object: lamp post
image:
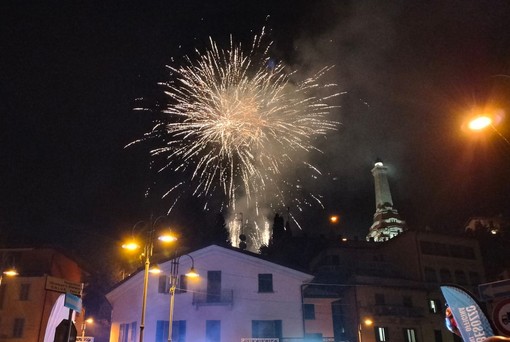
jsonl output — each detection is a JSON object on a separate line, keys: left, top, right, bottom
{"left": 80, "top": 317, "right": 93, "bottom": 341}
{"left": 167, "top": 254, "right": 199, "bottom": 342}
{"left": 122, "top": 216, "right": 177, "bottom": 342}
{"left": 358, "top": 318, "right": 373, "bottom": 342}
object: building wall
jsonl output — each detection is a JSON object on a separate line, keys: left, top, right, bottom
{"left": 303, "top": 297, "right": 335, "bottom": 340}
{"left": 107, "top": 245, "right": 313, "bottom": 342}
{"left": 309, "top": 230, "right": 486, "bottom": 342}
{"left": 0, "top": 248, "right": 86, "bottom": 342}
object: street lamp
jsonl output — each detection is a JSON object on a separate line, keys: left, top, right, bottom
{"left": 358, "top": 318, "right": 373, "bottom": 342}
{"left": 0, "top": 266, "right": 19, "bottom": 286}
{"left": 80, "top": 317, "right": 93, "bottom": 341}
{"left": 466, "top": 112, "right": 510, "bottom": 147}
{"left": 122, "top": 216, "right": 177, "bottom": 342}
{"left": 168, "top": 254, "right": 199, "bottom": 342}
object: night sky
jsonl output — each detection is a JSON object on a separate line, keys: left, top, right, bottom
{"left": 2, "top": 0, "right": 510, "bottom": 248}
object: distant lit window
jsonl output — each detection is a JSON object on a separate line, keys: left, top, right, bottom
{"left": 258, "top": 274, "right": 273, "bottom": 293}
{"left": 19, "top": 283, "right": 30, "bottom": 301}
{"left": 375, "top": 293, "right": 385, "bottom": 305}
{"left": 375, "top": 326, "right": 389, "bottom": 342}
{"left": 428, "top": 299, "right": 441, "bottom": 314}
{"left": 13, "top": 318, "right": 24, "bottom": 338}
{"left": 404, "top": 328, "right": 417, "bottom": 342}
{"left": 303, "top": 304, "right": 315, "bottom": 320}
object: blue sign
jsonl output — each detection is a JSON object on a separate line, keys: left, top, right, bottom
{"left": 64, "top": 292, "right": 82, "bottom": 312}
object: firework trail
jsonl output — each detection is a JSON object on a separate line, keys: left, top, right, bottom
{"left": 132, "top": 29, "right": 340, "bottom": 244}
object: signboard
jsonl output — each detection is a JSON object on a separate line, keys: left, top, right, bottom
{"left": 46, "top": 276, "right": 83, "bottom": 296}
{"left": 76, "top": 337, "right": 94, "bottom": 342}
{"left": 492, "top": 298, "right": 510, "bottom": 336}
{"left": 54, "top": 319, "right": 77, "bottom": 342}
{"left": 441, "top": 285, "right": 494, "bottom": 341}
{"left": 479, "top": 279, "right": 510, "bottom": 302}
{"left": 64, "top": 292, "right": 82, "bottom": 312}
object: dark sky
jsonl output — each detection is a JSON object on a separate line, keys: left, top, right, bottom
{"left": 1, "top": 0, "right": 510, "bottom": 247}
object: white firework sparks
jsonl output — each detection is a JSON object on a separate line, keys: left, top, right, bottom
{"left": 132, "top": 29, "right": 340, "bottom": 244}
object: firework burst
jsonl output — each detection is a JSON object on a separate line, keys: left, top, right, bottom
{"left": 133, "top": 29, "right": 340, "bottom": 222}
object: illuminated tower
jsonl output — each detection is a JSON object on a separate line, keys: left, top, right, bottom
{"left": 366, "top": 160, "right": 407, "bottom": 242}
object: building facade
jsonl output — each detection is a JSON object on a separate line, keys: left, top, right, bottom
{"left": 310, "top": 230, "right": 485, "bottom": 342}
{"left": 106, "top": 245, "right": 314, "bottom": 342}
{"left": 0, "top": 248, "right": 87, "bottom": 341}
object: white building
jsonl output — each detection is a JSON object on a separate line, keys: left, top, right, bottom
{"left": 106, "top": 244, "right": 314, "bottom": 342}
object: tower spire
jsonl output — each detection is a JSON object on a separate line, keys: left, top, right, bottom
{"left": 366, "top": 160, "right": 407, "bottom": 242}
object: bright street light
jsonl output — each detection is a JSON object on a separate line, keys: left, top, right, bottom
{"left": 358, "top": 317, "right": 373, "bottom": 342}
{"left": 0, "top": 263, "right": 19, "bottom": 286}
{"left": 468, "top": 115, "right": 493, "bottom": 131}
{"left": 465, "top": 112, "right": 510, "bottom": 147}
{"left": 122, "top": 216, "right": 177, "bottom": 342}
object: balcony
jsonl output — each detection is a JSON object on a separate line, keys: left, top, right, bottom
{"left": 192, "top": 289, "right": 233, "bottom": 308}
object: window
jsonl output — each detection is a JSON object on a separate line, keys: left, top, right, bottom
{"left": 428, "top": 299, "right": 441, "bottom": 314}
{"left": 258, "top": 274, "right": 273, "bottom": 293}
{"left": 439, "top": 269, "right": 452, "bottom": 283}
{"left": 0, "top": 284, "right": 6, "bottom": 309}
{"left": 424, "top": 267, "right": 437, "bottom": 283}
{"left": 13, "top": 318, "right": 25, "bottom": 338}
{"left": 119, "top": 321, "right": 136, "bottom": 342}
{"left": 305, "top": 333, "right": 323, "bottom": 341}
{"left": 303, "top": 303, "right": 315, "bottom": 320}
{"left": 455, "top": 270, "right": 467, "bottom": 285}
{"left": 158, "top": 275, "right": 169, "bottom": 294}
{"left": 206, "top": 320, "right": 221, "bottom": 342}
{"left": 19, "top": 283, "right": 30, "bottom": 301}
{"left": 434, "top": 329, "right": 443, "bottom": 342}
{"left": 252, "top": 320, "right": 282, "bottom": 339}
{"left": 375, "top": 327, "right": 389, "bottom": 342}
{"left": 404, "top": 328, "right": 417, "bottom": 342}
{"left": 176, "top": 274, "right": 187, "bottom": 294}
{"left": 469, "top": 272, "right": 481, "bottom": 286}
{"left": 403, "top": 296, "right": 413, "bottom": 307}
{"left": 375, "top": 293, "right": 385, "bottom": 305}
{"left": 207, "top": 271, "right": 222, "bottom": 302}
{"left": 156, "top": 320, "right": 186, "bottom": 342}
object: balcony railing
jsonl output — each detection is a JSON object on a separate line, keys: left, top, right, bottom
{"left": 192, "top": 289, "right": 233, "bottom": 308}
